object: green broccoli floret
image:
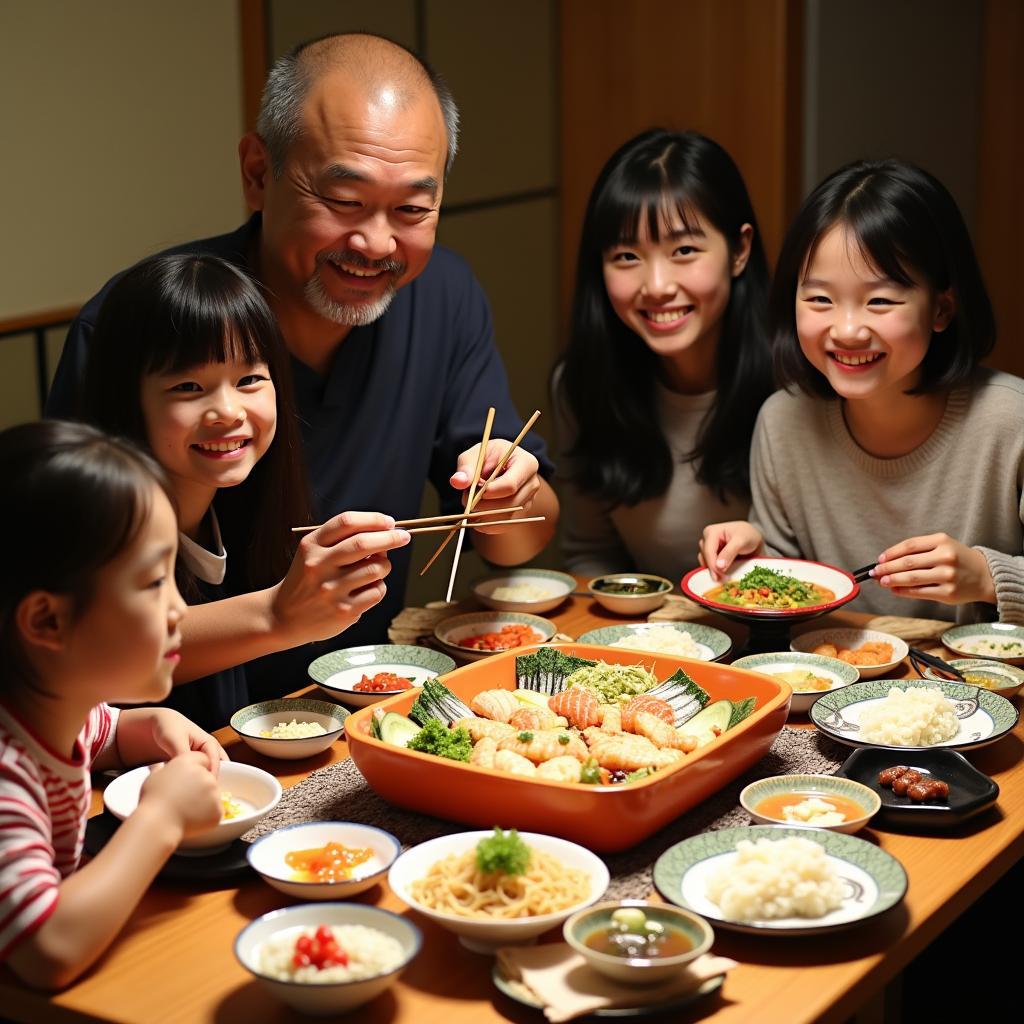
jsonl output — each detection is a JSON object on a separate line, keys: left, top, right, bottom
{"left": 475, "top": 827, "right": 531, "bottom": 876}
{"left": 406, "top": 719, "right": 472, "bottom": 762}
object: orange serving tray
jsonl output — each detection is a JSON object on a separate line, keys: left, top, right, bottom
{"left": 345, "top": 644, "right": 791, "bottom": 852}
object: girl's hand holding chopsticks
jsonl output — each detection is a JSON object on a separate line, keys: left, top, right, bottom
{"left": 272, "top": 511, "right": 410, "bottom": 644}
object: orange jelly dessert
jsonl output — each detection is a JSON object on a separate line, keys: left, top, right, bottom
{"left": 285, "top": 842, "right": 374, "bottom": 884}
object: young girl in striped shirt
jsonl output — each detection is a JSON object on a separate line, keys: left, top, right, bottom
{"left": 0, "top": 420, "right": 226, "bottom": 988}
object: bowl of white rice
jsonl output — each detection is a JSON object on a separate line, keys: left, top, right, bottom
{"left": 473, "top": 569, "right": 576, "bottom": 613}
{"left": 231, "top": 699, "right": 348, "bottom": 760}
{"left": 577, "top": 622, "right": 732, "bottom": 662}
{"left": 235, "top": 902, "right": 421, "bottom": 1015}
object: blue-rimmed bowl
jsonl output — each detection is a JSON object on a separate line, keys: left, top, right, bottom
{"left": 247, "top": 822, "right": 400, "bottom": 899}
{"left": 739, "top": 774, "right": 880, "bottom": 833}
{"left": 732, "top": 651, "right": 859, "bottom": 714}
{"left": 234, "top": 902, "right": 421, "bottom": 1015}
{"left": 309, "top": 644, "right": 456, "bottom": 706}
{"left": 231, "top": 699, "right": 348, "bottom": 759}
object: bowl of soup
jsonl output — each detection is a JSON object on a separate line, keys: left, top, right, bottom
{"left": 563, "top": 901, "right": 714, "bottom": 985}
{"left": 739, "top": 774, "right": 880, "bottom": 834}
{"left": 586, "top": 574, "right": 673, "bottom": 615}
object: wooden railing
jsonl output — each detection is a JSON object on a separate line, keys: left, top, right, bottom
{"left": 0, "top": 305, "right": 80, "bottom": 414}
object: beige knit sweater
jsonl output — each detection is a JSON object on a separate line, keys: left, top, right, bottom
{"left": 749, "top": 368, "right": 1024, "bottom": 624}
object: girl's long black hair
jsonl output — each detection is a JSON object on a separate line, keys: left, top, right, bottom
{"left": 0, "top": 419, "right": 174, "bottom": 689}
{"left": 556, "top": 129, "right": 772, "bottom": 505}
{"left": 80, "top": 253, "right": 311, "bottom": 595}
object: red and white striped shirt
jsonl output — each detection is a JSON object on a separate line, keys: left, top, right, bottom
{"left": 0, "top": 703, "right": 119, "bottom": 959}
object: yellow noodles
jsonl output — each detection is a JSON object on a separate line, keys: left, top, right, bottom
{"left": 411, "top": 848, "right": 590, "bottom": 918}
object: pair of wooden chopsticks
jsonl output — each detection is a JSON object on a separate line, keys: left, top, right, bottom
{"left": 420, "top": 409, "right": 544, "bottom": 597}
{"left": 290, "top": 505, "right": 531, "bottom": 535}
{"left": 851, "top": 563, "right": 876, "bottom": 584}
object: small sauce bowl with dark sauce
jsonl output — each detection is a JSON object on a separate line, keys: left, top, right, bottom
{"left": 563, "top": 901, "right": 714, "bottom": 985}
{"left": 587, "top": 574, "right": 673, "bottom": 616}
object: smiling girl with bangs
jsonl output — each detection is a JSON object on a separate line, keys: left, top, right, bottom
{"left": 700, "top": 158, "right": 1024, "bottom": 623}
{"left": 553, "top": 130, "right": 773, "bottom": 582}
{"left": 80, "top": 254, "right": 410, "bottom": 729}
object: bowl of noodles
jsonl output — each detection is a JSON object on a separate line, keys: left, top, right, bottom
{"left": 388, "top": 828, "right": 609, "bottom": 952}
{"left": 681, "top": 558, "right": 858, "bottom": 623}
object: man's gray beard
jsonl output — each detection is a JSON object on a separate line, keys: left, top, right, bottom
{"left": 304, "top": 271, "right": 397, "bottom": 326}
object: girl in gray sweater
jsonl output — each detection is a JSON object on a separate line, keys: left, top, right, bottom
{"left": 700, "top": 159, "right": 1024, "bottom": 624}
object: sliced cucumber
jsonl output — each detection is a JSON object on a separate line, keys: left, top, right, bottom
{"left": 681, "top": 699, "right": 734, "bottom": 748}
{"left": 512, "top": 688, "right": 553, "bottom": 710}
{"left": 378, "top": 711, "right": 422, "bottom": 748}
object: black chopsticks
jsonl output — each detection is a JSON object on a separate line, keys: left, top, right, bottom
{"left": 908, "top": 646, "right": 967, "bottom": 682}
{"left": 851, "top": 563, "right": 876, "bottom": 584}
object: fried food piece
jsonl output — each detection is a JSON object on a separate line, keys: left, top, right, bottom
{"left": 536, "top": 755, "right": 584, "bottom": 783}
{"left": 493, "top": 749, "right": 537, "bottom": 777}
{"left": 497, "top": 728, "right": 589, "bottom": 764}
{"left": 812, "top": 643, "right": 839, "bottom": 658}
{"left": 508, "top": 707, "right": 566, "bottom": 731}
{"left": 548, "top": 688, "right": 602, "bottom": 729}
{"left": 453, "top": 717, "right": 516, "bottom": 742}
{"left": 585, "top": 731, "right": 686, "bottom": 771}
{"left": 469, "top": 735, "right": 498, "bottom": 769}
{"left": 878, "top": 765, "right": 909, "bottom": 787}
{"left": 632, "top": 710, "right": 696, "bottom": 752}
{"left": 597, "top": 704, "right": 622, "bottom": 733}
{"left": 891, "top": 769, "right": 923, "bottom": 796}
{"left": 470, "top": 689, "right": 520, "bottom": 723}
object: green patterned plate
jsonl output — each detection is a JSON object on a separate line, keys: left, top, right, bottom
{"left": 577, "top": 622, "right": 732, "bottom": 662}
{"left": 653, "top": 824, "right": 907, "bottom": 935}
{"left": 941, "top": 622, "right": 1024, "bottom": 664}
{"left": 308, "top": 644, "right": 456, "bottom": 707}
{"left": 810, "top": 677, "right": 1019, "bottom": 751}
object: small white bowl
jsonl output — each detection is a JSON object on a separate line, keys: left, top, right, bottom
{"left": 739, "top": 774, "right": 880, "bottom": 834}
{"left": 434, "top": 612, "right": 557, "bottom": 663}
{"left": 563, "top": 901, "right": 714, "bottom": 986}
{"left": 247, "top": 822, "right": 400, "bottom": 900}
{"left": 103, "top": 761, "right": 281, "bottom": 855}
{"left": 388, "top": 830, "right": 609, "bottom": 953}
{"left": 731, "top": 651, "right": 859, "bottom": 714}
{"left": 230, "top": 699, "right": 348, "bottom": 760}
{"left": 791, "top": 628, "right": 907, "bottom": 679}
{"left": 234, "top": 902, "right": 421, "bottom": 1017}
{"left": 587, "top": 574, "right": 673, "bottom": 616}
{"left": 472, "top": 568, "right": 576, "bottom": 614}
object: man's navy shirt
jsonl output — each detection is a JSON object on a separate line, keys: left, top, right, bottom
{"left": 48, "top": 215, "right": 552, "bottom": 697}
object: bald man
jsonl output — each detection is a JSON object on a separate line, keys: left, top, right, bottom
{"left": 49, "top": 33, "right": 558, "bottom": 703}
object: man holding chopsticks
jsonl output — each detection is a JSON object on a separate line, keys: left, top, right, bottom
{"left": 48, "top": 32, "right": 558, "bottom": 699}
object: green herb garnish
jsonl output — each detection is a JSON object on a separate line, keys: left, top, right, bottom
{"left": 517, "top": 730, "right": 534, "bottom": 743}
{"left": 557, "top": 733, "right": 570, "bottom": 745}
{"left": 475, "top": 827, "right": 531, "bottom": 876}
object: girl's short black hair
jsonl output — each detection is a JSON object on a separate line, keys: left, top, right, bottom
{"left": 772, "top": 158, "right": 996, "bottom": 397}
{"left": 81, "top": 253, "right": 311, "bottom": 591}
{"left": 0, "top": 420, "right": 173, "bottom": 689}
{"left": 555, "top": 129, "right": 773, "bottom": 505}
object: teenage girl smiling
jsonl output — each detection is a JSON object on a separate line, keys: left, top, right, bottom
{"left": 554, "top": 130, "right": 773, "bottom": 582}
{"left": 701, "top": 158, "right": 1024, "bottom": 623}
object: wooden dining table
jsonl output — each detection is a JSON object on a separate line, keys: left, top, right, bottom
{"left": 3, "top": 589, "right": 1022, "bottom": 1024}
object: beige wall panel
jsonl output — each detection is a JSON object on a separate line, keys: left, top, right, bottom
{"left": 268, "top": 1, "right": 417, "bottom": 59}
{"left": 0, "top": 0, "right": 244, "bottom": 320}
{"left": 0, "top": 336, "right": 42, "bottom": 429}
{"left": 425, "top": 0, "right": 557, "bottom": 204}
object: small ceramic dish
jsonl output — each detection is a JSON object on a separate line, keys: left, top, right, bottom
{"left": 835, "top": 747, "right": 1000, "bottom": 829}
{"left": 732, "top": 652, "right": 859, "bottom": 714}
{"left": 577, "top": 622, "right": 732, "bottom": 663}
{"left": 230, "top": 699, "right": 348, "bottom": 760}
{"left": 941, "top": 622, "right": 1024, "bottom": 665}
{"left": 586, "top": 574, "right": 673, "bottom": 616}
{"left": 922, "top": 657, "right": 1024, "bottom": 698}
{"left": 234, "top": 902, "right": 421, "bottom": 1016}
{"left": 472, "top": 568, "right": 576, "bottom": 613}
{"left": 562, "top": 900, "right": 714, "bottom": 986}
{"left": 103, "top": 761, "right": 281, "bottom": 855}
{"left": 388, "top": 830, "right": 609, "bottom": 953}
{"left": 739, "top": 773, "right": 880, "bottom": 834}
{"left": 308, "top": 644, "right": 455, "bottom": 707}
{"left": 434, "top": 611, "right": 557, "bottom": 663}
{"left": 247, "top": 821, "right": 400, "bottom": 899}
{"left": 791, "top": 628, "right": 907, "bottom": 680}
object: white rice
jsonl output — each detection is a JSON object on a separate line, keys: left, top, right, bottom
{"left": 858, "top": 686, "right": 958, "bottom": 746}
{"left": 706, "top": 836, "right": 845, "bottom": 921}
{"left": 259, "top": 720, "right": 327, "bottom": 739}
{"left": 491, "top": 582, "right": 558, "bottom": 602}
{"left": 257, "top": 924, "right": 405, "bottom": 983}
{"left": 610, "top": 626, "right": 704, "bottom": 659}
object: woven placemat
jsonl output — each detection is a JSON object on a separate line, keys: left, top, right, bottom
{"left": 242, "top": 726, "right": 849, "bottom": 900}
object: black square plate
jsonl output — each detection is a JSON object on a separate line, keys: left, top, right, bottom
{"left": 836, "top": 747, "right": 999, "bottom": 829}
